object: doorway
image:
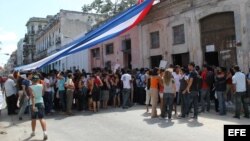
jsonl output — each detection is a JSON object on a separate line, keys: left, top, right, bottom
{"left": 205, "top": 52, "right": 219, "bottom": 66}
{"left": 150, "top": 55, "right": 162, "bottom": 68}
{"left": 123, "top": 39, "right": 132, "bottom": 69}
{"left": 200, "top": 12, "right": 237, "bottom": 67}
{"left": 172, "top": 53, "right": 190, "bottom": 67}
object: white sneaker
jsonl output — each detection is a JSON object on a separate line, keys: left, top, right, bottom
{"left": 31, "top": 132, "right": 35, "bottom": 137}
{"left": 43, "top": 134, "right": 48, "bottom": 140}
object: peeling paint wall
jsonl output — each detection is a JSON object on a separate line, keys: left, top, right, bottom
{"left": 139, "top": 0, "right": 250, "bottom": 72}
{"left": 89, "top": 27, "right": 140, "bottom": 71}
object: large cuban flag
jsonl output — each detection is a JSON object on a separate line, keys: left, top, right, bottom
{"left": 15, "top": 0, "right": 154, "bottom": 71}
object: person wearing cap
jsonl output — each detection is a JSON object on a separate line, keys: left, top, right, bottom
{"left": 29, "top": 75, "right": 48, "bottom": 140}
{"left": 232, "top": 66, "right": 249, "bottom": 119}
{"left": 4, "top": 74, "right": 17, "bottom": 115}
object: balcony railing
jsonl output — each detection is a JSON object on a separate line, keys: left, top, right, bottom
{"left": 55, "top": 37, "right": 61, "bottom": 45}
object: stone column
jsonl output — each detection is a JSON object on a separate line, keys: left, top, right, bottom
{"left": 236, "top": 1, "right": 250, "bottom": 72}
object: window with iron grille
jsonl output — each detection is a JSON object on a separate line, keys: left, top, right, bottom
{"left": 150, "top": 31, "right": 160, "bottom": 49}
{"left": 106, "top": 43, "right": 114, "bottom": 55}
{"left": 92, "top": 48, "right": 100, "bottom": 58}
{"left": 173, "top": 24, "right": 185, "bottom": 45}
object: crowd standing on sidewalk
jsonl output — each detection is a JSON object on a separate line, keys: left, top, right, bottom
{"left": 0, "top": 63, "right": 250, "bottom": 138}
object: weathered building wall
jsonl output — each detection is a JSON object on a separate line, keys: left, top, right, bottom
{"left": 139, "top": 0, "right": 250, "bottom": 72}
{"left": 35, "top": 10, "right": 103, "bottom": 72}
{"left": 89, "top": 27, "right": 140, "bottom": 71}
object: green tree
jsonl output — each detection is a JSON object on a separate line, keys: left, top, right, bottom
{"left": 82, "top": 0, "right": 137, "bottom": 17}
{"left": 115, "top": 0, "right": 137, "bottom": 14}
{"left": 82, "top": 0, "right": 138, "bottom": 31}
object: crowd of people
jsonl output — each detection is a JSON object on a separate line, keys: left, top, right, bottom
{"left": 1, "top": 62, "right": 250, "bottom": 139}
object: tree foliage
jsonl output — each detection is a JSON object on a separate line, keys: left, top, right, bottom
{"left": 82, "top": 0, "right": 137, "bottom": 17}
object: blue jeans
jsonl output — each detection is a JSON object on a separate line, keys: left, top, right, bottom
{"left": 44, "top": 91, "right": 53, "bottom": 114}
{"left": 235, "top": 92, "right": 249, "bottom": 117}
{"left": 161, "top": 93, "right": 175, "bottom": 118}
{"left": 81, "top": 87, "right": 88, "bottom": 110}
{"left": 201, "top": 89, "right": 210, "bottom": 112}
{"left": 188, "top": 91, "right": 199, "bottom": 117}
{"left": 180, "top": 92, "right": 190, "bottom": 116}
{"left": 59, "top": 90, "right": 66, "bottom": 112}
{"left": 216, "top": 91, "right": 226, "bottom": 115}
{"left": 18, "top": 96, "right": 29, "bottom": 118}
{"left": 122, "top": 88, "right": 131, "bottom": 108}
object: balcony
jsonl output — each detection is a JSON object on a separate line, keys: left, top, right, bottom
{"left": 23, "top": 44, "right": 34, "bottom": 57}
{"left": 23, "top": 34, "right": 29, "bottom": 43}
{"left": 36, "top": 50, "right": 47, "bottom": 60}
{"left": 55, "top": 37, "right": 61, "bottom": 45}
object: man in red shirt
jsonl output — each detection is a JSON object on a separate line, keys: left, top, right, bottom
{"left": 200, "top": 65, "right": 211, "bottom": 113}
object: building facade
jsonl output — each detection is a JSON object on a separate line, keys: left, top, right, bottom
{"left": 35, "top": 10, "right": 103, "bottom": 72}
{"left": 5, "top": 51, "right": 17, "bottom": 73}
{"left": 139, "top": 0, "right": 250, "bottom": 72}
{"left": 16, "top": 39, "right": 24, "bottom": 66}
{"left": 89, "top": 26, "right": 141, "bottom": 71}
{"left": 23, "top": 17, "right": 50, "bottom": 64}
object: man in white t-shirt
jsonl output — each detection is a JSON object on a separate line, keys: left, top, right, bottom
{"left": 232, "top": 66, "right": 249, "bottom": 119}
{"left": 43, "top": 73, "right": 52, "bottom": 114}
{"left": 172, "top": 65, "right": 181, "bottom": 105}
{"left": 4, "top": 74, "right": 17, "bottom": 115}
{"left": 121, "top": 70, "right": 132, "bottom": 109}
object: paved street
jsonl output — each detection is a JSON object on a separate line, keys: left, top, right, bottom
{"left": 0, "top": 104, "right": 249, "bottom": 141}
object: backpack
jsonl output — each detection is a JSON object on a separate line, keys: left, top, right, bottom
{"left": 139, "top": 74, "right": 146, "bottom": 87}
{"left": 136, "top": 73, "right": 142, "bottom": 87}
